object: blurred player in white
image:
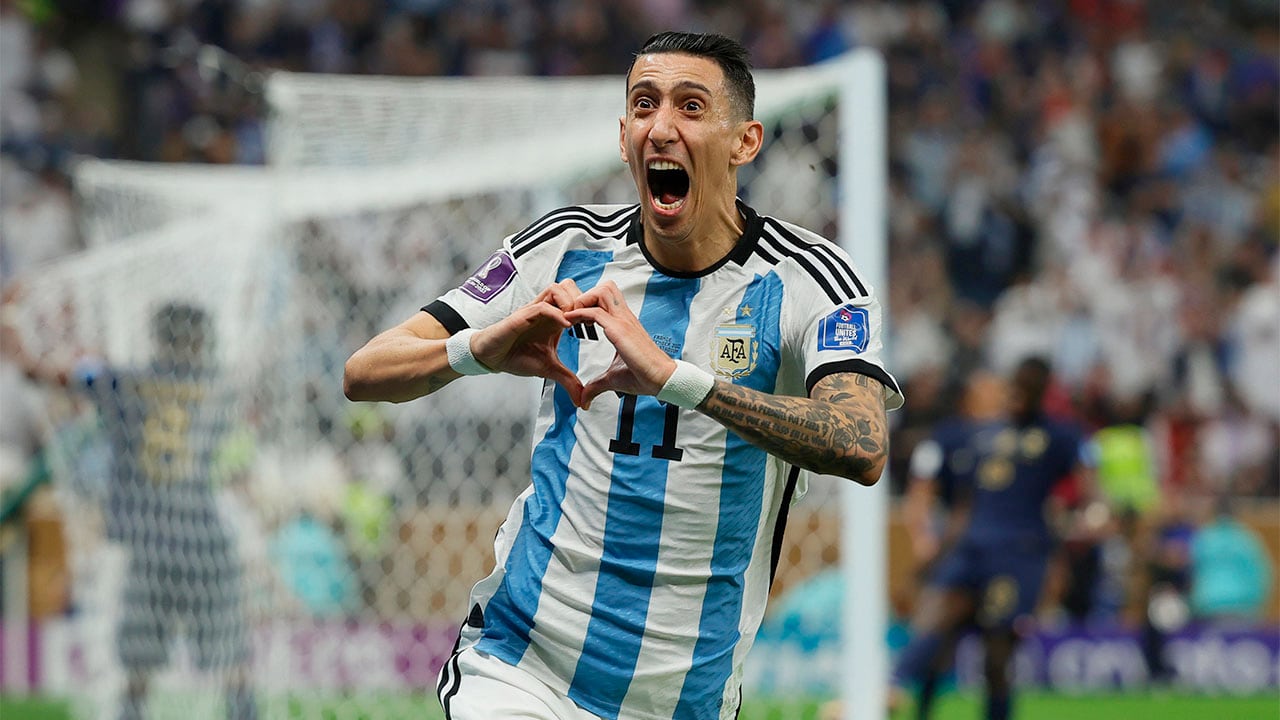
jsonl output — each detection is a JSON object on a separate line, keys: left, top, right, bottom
{"left": 345, "top": 31, "right": 902, "bottom": 720}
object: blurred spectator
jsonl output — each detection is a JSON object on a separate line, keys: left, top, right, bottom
{"left": 1089, "top": 506, "right": 1141, "bottom": 625}
{"left": 341, "top": 405, "right": 405, "bottom": 606}
{"left": 1139, "top": 492, "right": 1196, "bottom": 684}
{"left": 0, "top": 162, "right": 79, "bottom": 281}
{"left": 1197, "top": 393, "right": 1276, "bottom": 497}
{"left": 0, "top": 354, "right": 45, "bottom": 500}
{"left": 1227, "top": 253, "right": 1280, "bottom": 424}
{"left": 270, "top": 509, "right": 358, "bottom": 618}
{"left": 1091, "top": 393, "right": 1160, "bottom": 514}
{"left": 1189, "top": 496, "right": 1275, "bottom": 625}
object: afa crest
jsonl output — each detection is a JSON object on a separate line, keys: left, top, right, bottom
{"left": 712, "top": 322, "right": 759, "bottom": 377}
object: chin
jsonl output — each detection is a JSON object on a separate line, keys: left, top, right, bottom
{"left": 645, "top": 205, "right": 694, "bottom": 241}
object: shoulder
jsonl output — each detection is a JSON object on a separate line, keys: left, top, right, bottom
{"left": 507, "top": 204, "right": 639, "bottom": 259}
{"left": 751, "top": 213, "right": 870, "bottom": 304}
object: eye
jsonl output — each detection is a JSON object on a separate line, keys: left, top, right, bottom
{"left": 682, "top": 100, "right": 703, "bottom": 112}
{"left": 634, "top": 97, "right": 655, "bottom": 110}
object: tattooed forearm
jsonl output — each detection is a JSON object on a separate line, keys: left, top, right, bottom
{"left": 697, "top": 372, "right": 888, "bottom": 485}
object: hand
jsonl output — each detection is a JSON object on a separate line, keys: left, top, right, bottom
{"left": 470, "top": 280, "right": 585, "bottom": 406}
{"left": 564, "top": 280, "right": 676, "bottom": 410}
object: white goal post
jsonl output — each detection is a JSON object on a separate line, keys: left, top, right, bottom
{"left": 13, "top": 49, "right": 888, "bottom": 719}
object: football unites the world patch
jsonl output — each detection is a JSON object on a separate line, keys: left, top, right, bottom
{"left": 817, "top": 304, "right": 869, "bottom": 352}
{"left": 461, "top": 251, "right": 518, "bottom": 303}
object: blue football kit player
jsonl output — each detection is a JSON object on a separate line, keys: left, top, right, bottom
{"left": 1, "top": 300, "right": 256, "bottom": 720}
{"left": 892, "top": 357, "right": 1090, "bottom": 720}
{"left": 345, "top": 32, "right": 902, "bottom": 720}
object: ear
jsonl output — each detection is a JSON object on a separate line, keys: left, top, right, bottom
{"left": 730, "top": 120, "right": 764, "bottom": 167}
{"left": 619, "top": 117, "right": 627, "bottom": 164}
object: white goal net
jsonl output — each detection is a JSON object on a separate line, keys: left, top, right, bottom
{"left": 10, "top": 52, "right": 884, "bottom": 719}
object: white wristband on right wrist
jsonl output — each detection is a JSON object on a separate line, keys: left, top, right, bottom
{"left": 656, "top": 360, "right": 715, "bottom": 409}
{"left": 445, "top": 328, "right": 492, "bottom": 376}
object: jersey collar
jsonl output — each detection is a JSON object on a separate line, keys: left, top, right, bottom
{"left": 627, "top": 199, "right": 764, "bottom": 278}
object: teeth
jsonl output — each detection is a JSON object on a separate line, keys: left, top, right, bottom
{"left": 647, "top": 160, "right": 683, "bottom": 171}
{"left": 654, "top": 197, "right": 686, "bottom": 210}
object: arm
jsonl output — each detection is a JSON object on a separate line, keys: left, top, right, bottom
{"left": 343, "top": 311, "right": 458, "bottom": 403}
{"left": 344, "top": 280, "right": 585, "bottom": 405}
{"left": 696, "top": 372, "right": 888, "bottom": 485}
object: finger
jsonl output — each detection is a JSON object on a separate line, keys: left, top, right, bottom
{"left": 563, "top": 306, "right": 612, "bottom": 327}
{"left": 545, "top": 362, "right": 585, "bottom": 405}
{"left": 580, "top": 362, "right": 631, "bottom": 408}
{"left": 597, "top": 280, "right": 628, "bottom": 310}
{"left": 580, "top": 377, "right": 611, "bottom": 410}
{"left": 518, "top": 301, "right": 572, "bottom": 328}
{"left": 559, "top": 278, "right": 582, "bottom": 298}
{"left": 543, "top": 283, "right": 577, "bottom": 312}
{"left": 570, "top": 287, "right": 602, "bottom": 310}
{"left": 532, "top": 285, "right": 557, "bottom": 304}
{"left": 555, "top": 377, "right": 584, "bottom": 409}
{"left": 571, "top": 283, "right": 619, "bottom": 311}
{"left": 554, "top": 279, "right": 583, "bottom": 307}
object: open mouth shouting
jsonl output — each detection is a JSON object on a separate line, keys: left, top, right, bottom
{"left": 647, "top": 160, "right": 690, "bottom": 215}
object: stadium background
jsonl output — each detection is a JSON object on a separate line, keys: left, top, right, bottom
{"left": 1, "top": 0, "right": 1277, "bottom": 718}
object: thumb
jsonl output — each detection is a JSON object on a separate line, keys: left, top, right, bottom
{"left": 544, "top": 359, "right": 584, "bottom": 407}
{"left": 579, "top": 379, "right": 606, "bottom": 411}
{"left": 579, "top": 370, "right": 624, "bottom": 411}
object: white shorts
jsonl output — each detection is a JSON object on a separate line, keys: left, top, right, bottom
{"left": 436, "top": 646, "right": 603, "bottom": 720}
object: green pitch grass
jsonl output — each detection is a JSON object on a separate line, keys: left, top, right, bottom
{"left": 3, "top": 692, "right": 1277, "bottom": 719}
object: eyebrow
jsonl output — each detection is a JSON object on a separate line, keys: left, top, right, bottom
{"left": 627, "top": 79, "right": 714, "bottom": 97}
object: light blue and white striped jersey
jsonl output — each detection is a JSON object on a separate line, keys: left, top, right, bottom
{"left": 427, "top": 202, "right": 903, "bottom": 720}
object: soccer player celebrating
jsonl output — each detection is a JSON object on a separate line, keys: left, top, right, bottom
{"left": 345, "top": 31, "right": 902, "bottom": 720}
{"left": 890, "top": 357, "right": 1092, "bottom": 720}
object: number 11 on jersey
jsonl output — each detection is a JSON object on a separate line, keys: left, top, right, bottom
{"left": 609, "top": 394, "right": 684, "bottom": 461}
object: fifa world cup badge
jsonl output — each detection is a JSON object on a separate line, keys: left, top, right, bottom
{"left": 712, "top": 321, "right": 758, "bottom": 377}
{"left": 461, "top": 251, "right": 517, "bottom": 303}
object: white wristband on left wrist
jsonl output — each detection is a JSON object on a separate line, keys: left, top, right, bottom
{"left": 656, "top": 360, "right": 715, "bottom": 409}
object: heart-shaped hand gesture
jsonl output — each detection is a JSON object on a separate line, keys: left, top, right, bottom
{"left": 565, "top": 280, "right": 677, "bottom": 410}
{"left": 470, "top": 280, "right": 585, "bottom": 406}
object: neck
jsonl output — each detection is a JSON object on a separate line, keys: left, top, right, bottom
{"left": 644, "top": 198, "right": 743, "bottom": 273}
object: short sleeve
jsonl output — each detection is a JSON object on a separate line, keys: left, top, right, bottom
{"left": 792, "top": 289, "right": 903, "bottom": 410}
{"left": 423, "top": 232, "right": 545, "bottom": 334}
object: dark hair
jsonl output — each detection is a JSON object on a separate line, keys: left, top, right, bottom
{"left": 152, "top": 301, "right": 210, "bottom": 351}
{"left": 628, "top": 32, "right": 756, "bottom": 120}
{"left": 1011, "top": 355, "right": 1052, "bottom": 420}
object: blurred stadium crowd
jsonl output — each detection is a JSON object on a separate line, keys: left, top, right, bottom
{"left": 1, "top": 0, "right": 1277, "bottom": 634}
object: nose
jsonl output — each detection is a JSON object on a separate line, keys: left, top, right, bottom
{"left": 649, "top": 104, "right": 678, "bottom": 148}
